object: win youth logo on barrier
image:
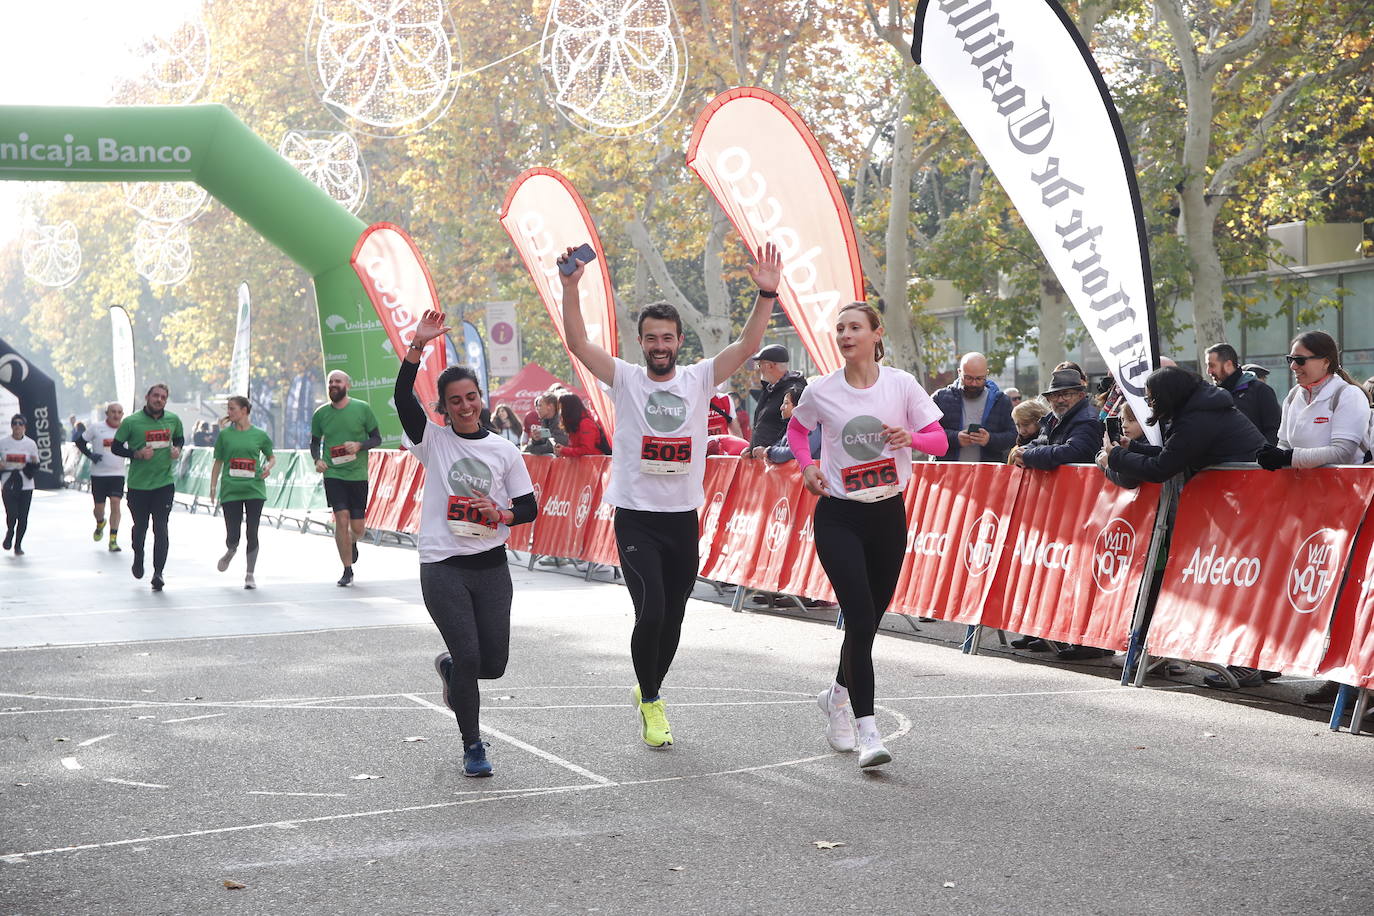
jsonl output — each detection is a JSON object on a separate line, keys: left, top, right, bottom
{"left": 962, "top": 510, "right": 1001, "bottom": 577}
{"left": 575, "top": 484, "right": 594, "bottom": 529}
{"left": 763, "top": 497, "right": 791, "bottom": 553}
{"left": 1093, "top": 517, "right": 1136, "bottom": 594}
{"left": 1287, "top": 528, "right": 1342, "bottom": 614}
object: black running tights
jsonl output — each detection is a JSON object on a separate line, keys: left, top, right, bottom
{"left": 812, "top": 495, "right": 907, "bottom": 718}
{"left": 614, "top": 508, "right": 699, "bottom": 700}
{"left": 222, "top": 498, "right": 264, "bottom": 554}
{"left": 127, "top": 484, "right": 174, "bottom": 573}
{"left": 3, "top": 488, "right": 32, "bottom": 548}
{"left": 420, "top": 561, "right": 513, "bottom": 745}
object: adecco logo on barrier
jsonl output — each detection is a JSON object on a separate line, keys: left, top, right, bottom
{"left": 906, "top": 527, "right": 950, "bottom": 558}
{"left": 1093, "top": 517, "right": 1136, "bottom": 593}
{"left": 1286, "top": 528, "right": 1342, "bottom": 614}
{"left": 1178, "top": 546, "right": 1261, "bottom": 588}
{"left": 1009, "top": 529, "right": 1074, "bottom": 571}
{"left": 574, "top": 484, "right": 594, "bottom": 528}
{"left": 962, "top": 510, "right": 1000, "bottom": 577}
{"left": 543, "top": 495, "right": 572, "bottom": 518}
{"left": 763, "top": 497, "right": 791, "bottom": 553}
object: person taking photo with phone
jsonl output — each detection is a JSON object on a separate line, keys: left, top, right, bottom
{"left": 932, "top": 352, "right": 1015, "bottom": 463}
{"left": 557, "top": 240, "right": 780, "bottom": 750}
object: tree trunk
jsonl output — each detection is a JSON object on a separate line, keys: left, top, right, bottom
{"left": 1037, "top": 269, "right": 1068, "bottom": 392}
{"left": 623, "top": 217, "right": 733, "bottom": 355}
{"left": 879, "top": 90, "right": 924, "bottom": 379}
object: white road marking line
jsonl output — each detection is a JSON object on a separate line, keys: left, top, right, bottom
{"left": 0, "top": 595, "right": 408, "bottom": 623}
{"left": 77, "top": 733, "right": 115, "bottom": 747}
{"left": 60, "top": 757, "right": 82, "bottom": 770}
{"left": 162, "top": 713, "right": 227, "bottom": 724}
{"left": 0, "top": 623, "right": 429, "bottom": 653}
{"left": 102, "top": 778, "right": 168, "bottom": 789}
{"left": 402, "top": 693, "right": 617, "bottom": 787}
{"left": 247, "top": 791, "right": 348, "bottom": 798}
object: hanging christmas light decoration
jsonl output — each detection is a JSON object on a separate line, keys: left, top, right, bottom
{"left": 133, "top": 220, "right": 193, "bottom": 287}
{"left": 278, "top": 129, "right": 369, "bottom": 213}
{"left": 21, "top": 221, "right": 82, "bottom": 288}
{"left": 123, "top": 182, "right": 210, "bottom": 224}
{"left": 133, "top": 8, "right": 212, "bottom": 104}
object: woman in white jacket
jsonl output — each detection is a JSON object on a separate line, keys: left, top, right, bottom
{"left": 1256, "top": 330, "right": 1369, "bottom": 471}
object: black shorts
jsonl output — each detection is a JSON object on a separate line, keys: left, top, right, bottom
{"left": 91, "top": 476, "right": 125, "bottom": 501}
{"left": 323, "top": 477, "right": 369, "bottom": 518}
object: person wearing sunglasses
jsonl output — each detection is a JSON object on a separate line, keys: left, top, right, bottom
{"left": 2, "top": 414, "right": 41, "bottom": 556}
{"left": 1256, "top": 331, "right": 1369, "bottom": 473}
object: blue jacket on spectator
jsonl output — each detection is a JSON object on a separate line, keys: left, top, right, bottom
{"left": 1020, "top": 397, "right": 1103, "bottom": 469}
{"left": 932, "top": 378, "right": 1016, "bottom": 463}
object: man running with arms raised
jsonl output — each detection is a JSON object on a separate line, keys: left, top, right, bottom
{"left": 558, "top": 242, "right": 782, "bottom": 748}
{"left": 311, "top": 370, "right": 381, "bottom": 587}
{"left": 74, "top": 402, "right": 127, "bottom": 552}
{"left": 111, "top": 385, "right": 184, "bottom": 591}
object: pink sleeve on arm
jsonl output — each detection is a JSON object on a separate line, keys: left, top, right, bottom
{"left": 913, "top": 420, "right": 948, "bottom": 457}
{"left": 787, "top": 417, "right": 816, "bottom": 469}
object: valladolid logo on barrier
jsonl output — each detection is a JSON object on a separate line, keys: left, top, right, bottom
{"left": 1286, "top": 528, "right": 1341, "bottom": 614}
{"left": 699, "top": 490, "right": 726, "bottom": 555}
{"left": 447, "top": 458, "right": 493, "bottom": 497}
{"left": 644, "top": 391, "right": 688, "bottom": 433}
{"left": 764, "top": 497, "right": 791, "bottom": 553}
{"left": 962, "top": 509, "right": 1001, "bottom": 577}
{"left": 1093, "top": 517, "right": 1136, "bottom": 593}
{"left": 840, "top": 415, "right": 886, "bottom": 461}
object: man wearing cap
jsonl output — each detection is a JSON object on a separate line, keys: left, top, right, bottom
{"left": 1009, "top": 368, "right": 1103, "bottom": 469}
{"left": 747, "top": 344, "right": 806, "bottom": 450}
{"left": 932, "top": 352, "right": 1016, "bottom": 463}
{"left": 1206, "top": 343, "right": 1280, "bottom": 445}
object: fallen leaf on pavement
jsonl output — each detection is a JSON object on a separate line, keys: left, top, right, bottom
{"left": 402, "top": 737, "right": 427, "bottom": 743}
{"left": 351, "top": 773, "right": 384, "bottom": 780}
{"left": 223, "top": 880, "right": 247, "bottom": 890}
{"left": 1203, "top": 732, "right": 1218, "bottom": 739}
{"left": 13, "top": 783, "right": 31, "bottom": 787}
{"left": 943, "top": 882, "right": 956, "bottom": 888}
{"left": 133, "top": 716, "right": 155, "bottom": 720}
{"left": 1133, "top": 746, "right": 1147, "bottom": 750}
{"left": 54, "top": 737, "right": 69, "bottom": 743}
{"left": 668, "top": 866, "right": 685, "bottom": 871}
{"left": 813, "top": 841, "right": 846, "bottom": 850}
{"left": 182, "top": 696, "right": 203, "bottom": 701}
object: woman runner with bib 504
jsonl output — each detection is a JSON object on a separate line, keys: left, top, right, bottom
{"left": 787, "top": 303, "right": 947, "bottom": 768}
{"left": 397, "top": 310, "right": 538, "bottom": 778}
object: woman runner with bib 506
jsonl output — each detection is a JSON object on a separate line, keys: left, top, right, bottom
{"left": 786, "top": 303, "right": 947, "bottom": 768}
{"left": 397, "top": 310, "right": 538, "bottom": 778}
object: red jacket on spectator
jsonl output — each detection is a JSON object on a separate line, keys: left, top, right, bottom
{"left": 558, "top": 415, "right": 606, "bottom": 456}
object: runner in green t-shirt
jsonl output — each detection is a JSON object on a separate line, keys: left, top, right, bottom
{"left": 210, "top": 396, "right": 275, "bottom": 590}
{"left": 310, "top": 370, "right": 381, "bottom": 586}
{"left": 110, "top": 383, "right": 185, "bottom": 591}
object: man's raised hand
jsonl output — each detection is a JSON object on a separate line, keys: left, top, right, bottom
{"left": 557, "top": 246, "right": 586, "bottom": 288}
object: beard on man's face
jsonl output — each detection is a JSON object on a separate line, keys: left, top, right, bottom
{"left": 644, "top": 346, "right": 678, "bottom": 377}
{"left": 329, "top": 386, "right": 347, "bottom": 403}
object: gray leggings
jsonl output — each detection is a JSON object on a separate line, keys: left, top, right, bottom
{"left": 419, "top": 561, "right": 514, "bottom": 744}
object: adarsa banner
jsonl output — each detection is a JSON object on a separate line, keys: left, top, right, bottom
{"left": 499, "top": 168, "right": 617, "bottom": 433}
{"left": 350, "top": 223, "right": 447, "bottom": 422}
{"left": 687, "top": 87, "right": 864, "bottom": 374}
{"left": 912, "top": 0, "right": 1161, "bottom": 444}
{"left": 1149, "top": 468, "right": 1374, "bottom": 674}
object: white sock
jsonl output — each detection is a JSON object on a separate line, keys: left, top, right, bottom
{"left": 855, "top": 715, "right": 880, "bottom": 740}
{"left": 829, "top": 681, "right": 850, "bottom": 706}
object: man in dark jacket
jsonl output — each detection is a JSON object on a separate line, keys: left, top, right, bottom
{"left": 1205, "top": 343, "right": 1280, "bottom": 445}
{"left": 748, "top": 344, "right": 806, "bottom": 448}
{"left": 1011, "top": 369, "right": 1102, "bottom": 469}
{"left": 932, "top": 352, "right": 1016, "bottom": 463}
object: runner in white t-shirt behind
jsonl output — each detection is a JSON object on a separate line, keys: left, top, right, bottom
{"left": 786, "top": 302, "right": 948, "bottom": 768}
{"left": 74, "top": 402, "right": 128, "bottom": 552}
{"left": 558, "top": 242, "right": 782, "bottom": 749}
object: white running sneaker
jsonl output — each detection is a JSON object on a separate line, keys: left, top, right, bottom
{"left": 817, "top": 685, "right": 856, "bottom": 752}
{"left": 217, "top": 548, "right": 236, "bottom": 572}
{"left": 857, "top": 731, "right": 892, "bottom": 769}
{"left": 244, "top": 572, "right": 256, "bottom": 590}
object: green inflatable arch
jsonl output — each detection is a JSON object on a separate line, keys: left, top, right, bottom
{"left": 0, "top": 104, "right": 403, "bottom": 442}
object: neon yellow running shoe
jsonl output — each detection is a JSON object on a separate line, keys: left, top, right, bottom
{"left": 631, "top": 686, "right": 672, "bottom": 748}
{"left": 93, "top": 520, "right": 105, "bottom": 541}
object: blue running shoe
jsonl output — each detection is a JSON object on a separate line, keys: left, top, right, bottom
{"left": 463, "top": 740, "right": 492, "bottom": 777}
{"left": 433, "top": 653, "right": 453, "bottom": 711}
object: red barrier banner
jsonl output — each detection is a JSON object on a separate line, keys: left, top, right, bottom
{"left": 775, "top": 482, "right": 834, "bottom": 602}
{"left": 365, "top": 450, "right": 406, "bottom": 533}
{"left": 580, "top": 457, "right": 620, "bottom": 568}
{"left": 531, "top": 455, "right": 596, "bottom": 559}
{"left": 1150, "top": 468, "right": 1374, "bottom": 674}
{"left": 892, "top": 463, "right": 1020, "bottom": 623}
{"left": 393, "top": 452, "right": 426, "bottom": 535}
{"left": 981, "top": 466, "right": 1159, "bottom": 649}
{"left": 1320, "top": 521, "right": 1374, "bottom": 688}
{"left": 698, "top": 460, "right": 803, "bottom": 592}
{"left": 512, "top": 455, "right": 553, "bottom": 553}
{"left": 697, "top": 457, "right": 741, "bottom": 575}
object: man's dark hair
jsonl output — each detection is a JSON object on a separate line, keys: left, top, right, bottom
{"left": 1205, "top": 343, "right": 1240, "bottom": 368}
{"left": 637, "top": 301, "right": 682, "bottom": 336}
{"left": 1143, "top": 366, "right": 1202, "bottom": 427}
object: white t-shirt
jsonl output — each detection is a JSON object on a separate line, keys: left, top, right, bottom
{"left": 83, "top": 421, "right": 128, "bottom": 478}
{"left": 790, "top": 366, "right": 943, "bottom": 502}
{"left": 604, "top": 356, "right": 717, "bottom": 512}
{"left": 1, "top": 435, "right": 40, "bottom": 491}
{"left": 1279, "top": 375, "right": 1369, "bottom": 452}
{"left": 403, "top": 424, "right": 535, "bottom": 564}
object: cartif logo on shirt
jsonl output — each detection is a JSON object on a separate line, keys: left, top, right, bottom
{"left": 840, "top": 415, "right": 886, "bottom": 461}
{"left": 644, "top": 391, "right": 689, "bottom": 433}
{"left": 448, "top": 458, "right": 494, "bottom": 497}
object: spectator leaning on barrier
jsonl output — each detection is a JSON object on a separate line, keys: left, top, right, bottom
{"left": 523, "top": 393, "right": 568, "bottom": 455}
{"left": 1205, "top": 343, "right": 1281, "bottom": 445}
{"left": 1256, "top": 330, "right": 1369, "bottom": 472}
{"left": 1097, "top": 366, "right": 1265, "bottom": 485}
{"left": 749, "top": 387, "right": 820, "bottom": 463}
{"left": 1011, "top": 399, "right": 1050, "bottom": 449}
{"left": 1008, "top": 369, "right": 1103, "bottom": 470}
{"left": 1097, "top": 402, "right": 1147, "bottom": 489}
{"left": 553, "top": 393, "right": 610, "bottom": 457}
{"left": 932, "top": 352, "right": 1016, "bottom": 464}
{"left": 748, "top": 345, "right": 806, "bottom": 449}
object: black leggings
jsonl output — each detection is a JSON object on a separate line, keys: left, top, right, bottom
{"left": 420, "top": 561, "right": 514, "bottom": 744}
{"left": 614, "top": 508, "right": 699, "bottom": 700}
{"left": 127, "top": 484, "right": 174, "bottom": 574}
{"left": 3, "top": 487, "right": 32, "bottom": 548}
{"left": 812, "top": 494, "right": 907, "bottom": 718}
{"left": 222, "top": 499, "right": 264, "bottom": 553}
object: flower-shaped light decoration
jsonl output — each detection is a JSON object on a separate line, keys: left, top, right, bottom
{"left": 278, "top": 130, "right": 369, "bottom": 214}
{"left": 133, "top": 220, "right": 194, "bottom": 287}
{"left": 21, "top": 222, "right": 82, "bottom": 288}
{"left": 123, "top": 182, "right": 210, "bottom": 224}
{"left": 541, "top": 0, "right": 687, "bottom": 138}
{"left": 133, "top": 12, "right": 212, "bottom": 104}
{"left": 309, "top": 0, "right": 461, "bottom": 138}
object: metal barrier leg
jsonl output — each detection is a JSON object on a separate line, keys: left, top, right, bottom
{"left": 963, "top": 624, "right": 981, "bottom": 655}
{"left": 1351, "top": 688, "right": 1370, "bottom": 737}
{"left": 1330, "top": 684, "right": 1356, "bottom": 731}
{"left": 732, "top": 588, "right": 749, "bottom": 613}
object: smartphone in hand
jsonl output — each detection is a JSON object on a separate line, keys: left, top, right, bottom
{"left": 559, "top": 243, "right": 597, "bottom": 276}
{"left": 1106, "top": 416, "right": 1123, "bottom": 443}
{"left": 966, "top": 423, "right": 983, "bottom": 434}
